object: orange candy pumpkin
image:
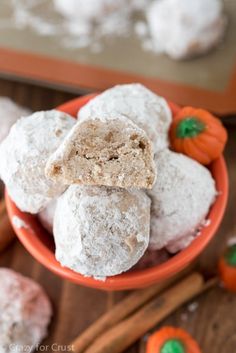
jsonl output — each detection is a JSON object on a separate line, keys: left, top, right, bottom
{"left": 219, "top": 244, "right": 236, "bottom": 292}
{"left": 169, "top": 107, "right": 227, "bottom": 165}
{"left": 146, "top": 326, "right": 202, "bottom": 353}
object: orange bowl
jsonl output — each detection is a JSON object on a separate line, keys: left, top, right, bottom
{"left": 5, "top": 94, "right": 228, "bottom": 291}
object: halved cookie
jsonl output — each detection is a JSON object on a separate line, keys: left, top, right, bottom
{"left": 45, "top": 115, "right": 156, "bottom": 189}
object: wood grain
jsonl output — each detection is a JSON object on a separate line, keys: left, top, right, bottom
{"left": 84, "top": 273, "right": 205, "bottom": 353}
{"left": 0, "top": 78, "right": 236, "bottom": 353}
{"left": 0, "top": 199, "right": 15, "bottom": 252}
{"left": 71, "top": 269, "right": 192, "bottom": 353}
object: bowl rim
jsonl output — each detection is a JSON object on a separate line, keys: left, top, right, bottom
{"left": 5, "top": 94, "right": 229, "bottom": 291}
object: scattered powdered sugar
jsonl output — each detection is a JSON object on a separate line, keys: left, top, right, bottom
{"left": 142, "top": 334, "right": 149, "bottom": 343}
{"left": 78, "top": 83, "right": 172, "bottom": 154}
{"left": 0, "top": 268, "right": 52, "bottom": 351}
{"left": 188, "top": 301, "right": 199, "bottom": 313}
{"left": 12, "top": 216, "right": 29, "bottom": 230}
{"left": 180, "top": 301, "right": 199, "bottom": 323}
{"left": 148, "top": 150, "right": 217, "bottom": 252}
{"left": 202, "top": 219, "right": 211, "bottom": 227}
{"left": 54, "top": 184, "right": 151, "bottom": 278}
{"left": 0, "top": 110, "right": 75, "bottom": 214}
{"left": 180, "top": 313, "right": 189, "bottom": 322}
{"left": 81, "top": 273, "right": 107, "bottom": 281}
{"left": 227, "top": 236, "right": 236, "bottom": 246}
{"left": 38, "top": 198, "right": 57, "bottom": 234}
{"left": 93, "top": 275, "right": 107, "bottom": 282}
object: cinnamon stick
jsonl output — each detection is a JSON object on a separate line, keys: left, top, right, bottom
{"left": 0, "top": 199, "right": 15, "bottom": 252}
{"left": 84, "top": 273, "right": 215, "bottom": 353}
{"left": 71, "top": 269, "right": 189, "bottom": 353}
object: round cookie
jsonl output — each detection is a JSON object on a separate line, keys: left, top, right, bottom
{"left": 0, "top": 110, "right": 75, "bottom": 214}
{"left": 165, "top": 234, "right": 196, "bottom": 254}
{"left": 0, "top": 98, "right": 31, "bottom": 196}
{"left": 148, "top": 150, "right": 216, "bottom": 252}
{"left": 0, "top": 97, "right": 31, "bottom": 144}
{"left": 146, "top": 0, "right": 226, "bottom": 60}
{"left": 0, "top": 268, "right": 52, "bottom": 353}
{"left": 54, "top": 185, "right": 151, "bottom": 278}
{"left": 38, "top": 199, "right": 57, "bottom": 234}
{"left": 78, "top": 83, "right": 172, "bottom": 154}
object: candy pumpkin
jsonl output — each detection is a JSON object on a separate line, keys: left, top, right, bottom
{"left": 219, "top": 244, "right": 236, "bottom": 292}
{"left": 169, "top": 107, "right": 227, "bottom": 165}
{"left": 146, "top": 326, "right": 201, "bottom": 353}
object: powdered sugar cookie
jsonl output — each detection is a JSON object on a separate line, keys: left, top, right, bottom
{"left": 54, "top": 185, "right": 151, "bottom": 278}
{"left": 0, "top": 268, "right": 52, "bottom": 353}
{"left": 148, "top": 150, "right": 216, "bottom": 252}
{"left": 46, "top": 115, "right": 156, "bottom": 189}
{"left": 165, "top": 233, "right": 196, "bottom": 254}
{"left": 0, "top": 111, "right": 75, "bottom": 214}
{"left": 146, "top": 0, "right": 226, "bottom": 59}
{"left": 0, "top": 97, "right": 31, "bottom": 144}
{"left": 38, "top": 199, "right": 57, "bottom": 234}
{"left": 78, "top": 84, "right": 172, "bottom": 154}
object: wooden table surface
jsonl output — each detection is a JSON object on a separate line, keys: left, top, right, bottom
{"left": 0, "top": 78, "right": 236, "bottom": 353}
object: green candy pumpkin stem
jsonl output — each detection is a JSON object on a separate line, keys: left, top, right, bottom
{"left": 176, "top": 117, "right": 205, "bottom": 139}
{"left": 161, "top": 339, "right": 186, "bottom": 353}
{"left": 225, "top": 245, "right": 236, "bottom": 267}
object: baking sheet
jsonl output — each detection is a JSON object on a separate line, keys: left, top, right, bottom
{"left": 0, "top": 0, "right": 236, "bottom": 114}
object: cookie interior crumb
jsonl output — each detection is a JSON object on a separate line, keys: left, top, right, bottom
{"left": 46, "top": 117, "right": 156, "bottom": 189}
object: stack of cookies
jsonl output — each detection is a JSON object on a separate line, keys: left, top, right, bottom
{"left": 0, "top": 84, "right": 216, "bottom": 280}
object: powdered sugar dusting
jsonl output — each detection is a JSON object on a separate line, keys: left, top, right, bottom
{"left": 166, "top": 218, "right": 212, "bottom": 252}
{"left": 146, "top": 0, "right": 227, "bottom": 59}
{"left": 93, "top": 275, "right": 107, "bottom": 282}
{"left": 202, "top": 219, "right": 211, "bottom": 227}
{"left": 188, "top": 301, "right": 199, "bottom": 313}
{"left": 54, "top": 185, "right": 151, "bottom": 277}
{"left": 148, "top": 150, "right": 217, "bottom": 252}
{"left": 227, "top": 236, "right": 236, "bottom": 246}
{"left": 180, "top": 313, "right": 189, "bottom": 322}
{"left": 78, "top": 83, "right": 172, "bottom": 153}
{"left": 0, "top": 110, "right": 75, "bottom": 214}
{"left": 166, "top": 234, "right": 196, "bottom": 253}
{"left": 38, "top": 198, "right": 57, "bottom": 233}
{"left": 0, "top": 268, "right": 52, "bottom": 350}
{"left": 12, "top": 216, "right": 29, "bottom": 230}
